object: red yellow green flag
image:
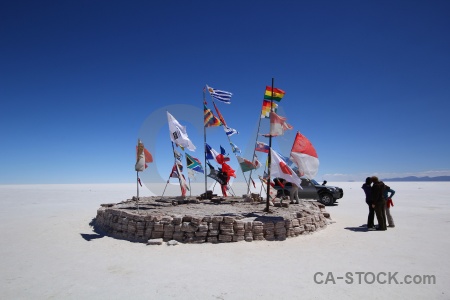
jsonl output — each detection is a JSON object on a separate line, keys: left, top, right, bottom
{"left": 264, "top": 86, "right": 285, "bottom": 102}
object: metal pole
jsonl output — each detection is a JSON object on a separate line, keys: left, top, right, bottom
{"left": 188, "top": 177, "right": 192, "bottom": 197}
{"left": 210, "top": 97, "right": 249, "bottom": 189}
{"left": 136, "top": 171, "right": 140, "bottom": 213}
{"left": 203, "top": 89, "right": 208, "bottom": 197}
{"left": 161, "top": 175, "right": 170, "bottom": 199}
{"left": 247, "top": 118, "right": 264, "bottom": 195}
{"left": 265, "top": 77, "right": 275, "bottom": 212}
{"left": 227, "top": 183, "right": 236, "bottom": 197}
{"left": 171, "top": 142, "right": 184, "bottom": 197}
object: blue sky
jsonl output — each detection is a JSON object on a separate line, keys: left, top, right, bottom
{"left": 1, "top": 0, "right": 449, "bottom": 184}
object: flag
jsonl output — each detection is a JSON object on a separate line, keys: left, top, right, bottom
{"left": 216, "top": 153, "right": 230, "bottom": 165}
{"left": 270, "top": 148, "right": 302, "bottom": 187}
{"left": 185, "top": 153, "right": 204, "bottom": 174}
{"left": 169, "top": 164, "right": 180, "bottom": 178}
{"left": 230, "top": 142, "right": 241, "bottom": 154}
{"left": 176, "top": 162, "right": 189, "bottom": 193}
{"left": 173, "top": 148, "right": 182, "bottom": 161}
{"left": 205, "top": 143, "right": 219, "bottom": 160}
{"left": 188, "top": 169, "right": 196, "bottom": 180}
{"left": 275, "top": 150, "right": 294, "bottom": 168}
{"left": 268, "top": 112, "right": 293, "bottom": 136}
{"left": 237, "top": 156, "right": 258, "bottom": 172}
{"left": 204, "top": 104, "right": 222, "bottom": 127}
{"left": 207, "top": 163, "right": 225, "bottom": 185}
{"left": 264, "top": 86, "right": 285, "bottom": 102}
{"left": 290, "top": 131, "right": 319, "bottom": 179}
{"left": 167, "top": 111, "right": 196, "bottom": 151}
{"left": 213, "top": 101, "right": 227, "bottom": 126}
{"left": 250, "top": 177, "right": 256, "bottom": 188}
{"left": 221, "top": 162, "right": 236, "bottom": 179}
{"left": 220, "top": 145, "right": 227, "bottom": 156}
{"left": 261, "top": 99, "right": 278, "bottom": 118}
{"left": 255, "top": 141, "right": 270, "bottom": 153}
{"left": 135, "top": 139, "right": 153, "bottom": 172}
{"left": 224, "top": 125, "right": 238, "bottom": 136}
{"left": 205, "top": 143, "right": 229, "bottom": 164}
{"left": 169, "top": 163, "right": 189, "bottom": 193}
{"left": 253, "top": 154, "right": 261, "bottom": 169}
{"left": 206, "top": 85, "right": 232, "bottom": 104}
{"left": 258, "top": 175, "right": 276, "bottom": 188}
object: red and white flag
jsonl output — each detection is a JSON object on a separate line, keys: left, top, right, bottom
{"left": 135, "top": 139, "right": 153, "bottom": 172}
{"left": 176, "top": 162, "right": 189, "bottom": 194}
{"left": 270, "top": 148, "right": 302, "bottom": 187}
{"left": 205, "top": 143, "right": 229, "bottom": 164}
{"left": 290, "top": 132, "right": 319, "bottom": 179}
{"left": 269, "top": 112, "right": 293, "bottom": 136}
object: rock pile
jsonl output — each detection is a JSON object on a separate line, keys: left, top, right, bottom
{"left": 94, "top": 199, "right": 331, "bottom": 244}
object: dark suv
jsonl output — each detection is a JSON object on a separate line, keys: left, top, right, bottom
{"left": 273, "top": 178, "right": 343, "bottom": 206}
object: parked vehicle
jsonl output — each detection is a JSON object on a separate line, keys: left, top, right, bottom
{"left": 273, "top": 178, "right": 343, "bottom": 206}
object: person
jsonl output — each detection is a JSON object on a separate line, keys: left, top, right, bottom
{"left": 274, "top": 177, "right": 287, "bottom": 199}
{"left": 362, "top": 177, "right": 375, "bottom": 230}
{"left": 290, "top": 170, "right": 302, "bottom": 204}
{"left": 218, "top": 168, "right": 228, "bottom": 197}
{"left": 289, "top": 182, "right": 300, "bottom": 204}
{"left": 383, "top": 184, "right": 396, "bottom": 227}
{"left": 370, "top": 176, "right": 387, "bottom": 230}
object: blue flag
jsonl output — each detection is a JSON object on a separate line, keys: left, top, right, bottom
{"left": 230, "top": 142, "right": 241, "bottom": 154}
{"left": 185, "top": 153, "right": 204, "bottom": 174}
{"left": 206, "top": 85, "right": 232, "bottom": 104}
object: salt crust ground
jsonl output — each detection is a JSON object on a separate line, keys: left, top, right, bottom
{"left": 0, "top": 182, "right": 449, "bottom": 299}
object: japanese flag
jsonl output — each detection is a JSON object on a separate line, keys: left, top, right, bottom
{"left": 270, "top": 148, "right": 302, "bottom": 187}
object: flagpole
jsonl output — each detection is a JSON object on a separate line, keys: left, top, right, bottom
{"left": 247, "top": 99, "right": 266, "bottom": 195}
{"left": 209, "top": 95, "right": 250, "bottom": 190}
{"left": 265, "top": 77, "right": 275, "bottom": 212}
{"left": 136, "top": 171, "right": 140, "bottom": 213}
{"left": 188, "top": 177, "right": 192, "bottom": 196}
{"left": 161, "top": 175, "right": 170, "bottom": 199}
{"left": 203, "top": 87, "right": 208, "bottom": 198}
{"left": 171, "top": 141, "right": 184, "bottom": 198}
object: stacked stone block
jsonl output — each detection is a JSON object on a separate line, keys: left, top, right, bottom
{"left": 94, "top": 201, "right": 330, "bottom": 245}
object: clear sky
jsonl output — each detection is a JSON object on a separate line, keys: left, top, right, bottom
{"left": 1, "top": 0, "right": 449, "bottom": 184}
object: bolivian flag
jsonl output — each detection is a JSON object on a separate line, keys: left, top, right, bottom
{"left": 264, "top": 86, "right": 285, "bottom": 102}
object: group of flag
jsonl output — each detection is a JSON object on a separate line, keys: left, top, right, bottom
{"left": 134, "top": 82, "right": 320, "bottom": 196}
{"left": 205, "top": 85, "right": 267, "bottom": 181}
{"left": 256, "top": 85, "right": 320, "bottom": 189}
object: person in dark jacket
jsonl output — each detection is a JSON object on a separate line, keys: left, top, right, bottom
{"left": 218, "top": 168, "right": 228, "bottom": 197}
{"left": 371, "top": 176, "right": 387, "bottom": 231}
{"left": 362, "top": 177, "right": 375, "bottom": 230}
